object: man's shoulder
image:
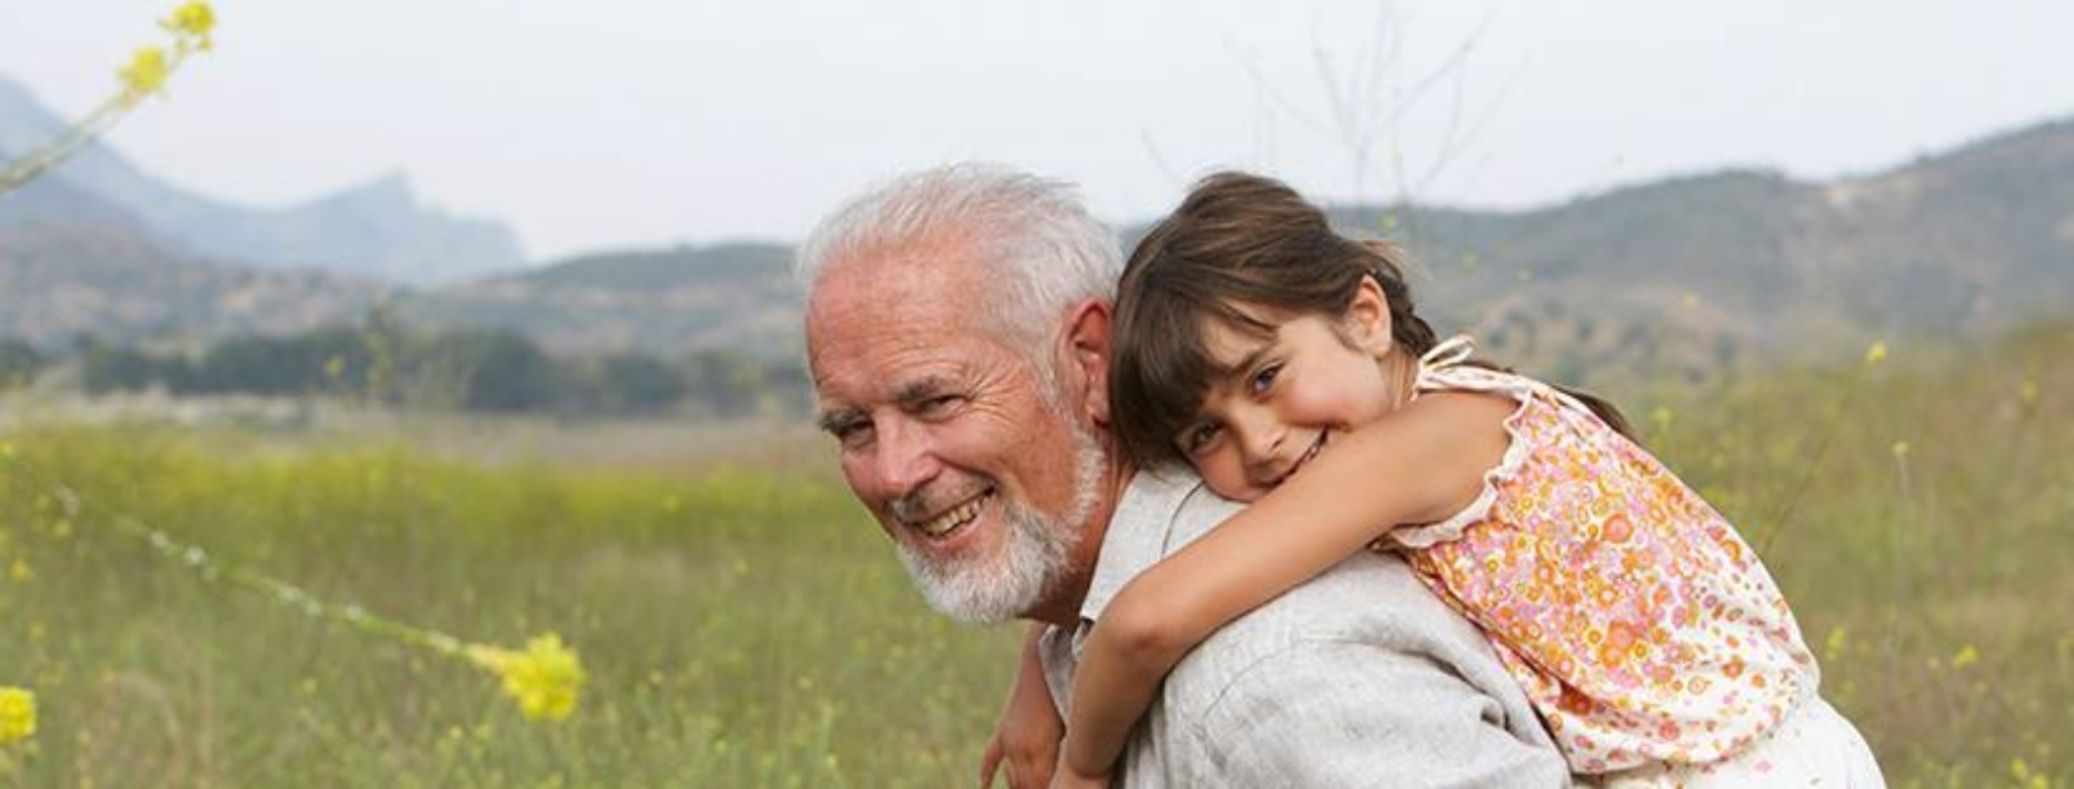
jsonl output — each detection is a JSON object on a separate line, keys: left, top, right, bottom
{"left": 1164, "top": 551, "right": 1475, "bottom": 691}
{"left": 1134, "top": 470, "right": 1484, "bottom": 649}
{"left": 1153, "top": 480, "right": 1510, "bottom": 718}
{"left": 1102, "top": 473, "right": 1567, "bottom": 785}
{"left": 1107, "top": 469, "right": 1509, "bottom": 709}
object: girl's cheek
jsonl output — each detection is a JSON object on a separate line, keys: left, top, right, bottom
{"left": 1194, "top": 455, "right": 1256, "bottom": 502}
{"left": 1284, "top": 383, "right": 1353, "bottom": 424}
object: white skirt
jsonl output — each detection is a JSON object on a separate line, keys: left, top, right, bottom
{"left": 1592, "top": 697, "right": 1885, "bottom": 788}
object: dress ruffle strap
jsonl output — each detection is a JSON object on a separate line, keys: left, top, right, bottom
{"left": 1415, "top": 333, "right": 1600, "bottom": 420}
{"left": 1415, "top": 334, "right": 1479, "bottom": 388}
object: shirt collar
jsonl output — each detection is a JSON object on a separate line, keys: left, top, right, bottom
{"left": 1077, "top": 467, "right": 1203, "bottom": 626}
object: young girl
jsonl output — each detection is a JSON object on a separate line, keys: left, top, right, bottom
{"left": 989, "top": 172, "right": 1880, "bottom": 787}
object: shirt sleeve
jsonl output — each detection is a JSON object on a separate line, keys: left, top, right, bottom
{"left": 1191, "top": 640, "right": 1571, "bottom": 788}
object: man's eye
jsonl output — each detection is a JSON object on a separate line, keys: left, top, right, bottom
{"left": 917, "top": 395, "right": 962, "bottom": 416}
{"left": 830, "top": 420, "right": 873, "bottom": 449}
{"left": 1249, "top": 362, "right": 1282, "bottom": 394}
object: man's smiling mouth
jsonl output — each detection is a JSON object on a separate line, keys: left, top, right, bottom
{"left": 910, "top": 489, "right": 994, "bottom": 537}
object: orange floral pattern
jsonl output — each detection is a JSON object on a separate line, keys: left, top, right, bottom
{"left": 1396, "top": 362, "right": 1820, "bottom": 773}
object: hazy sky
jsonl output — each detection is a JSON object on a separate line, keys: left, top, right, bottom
{"left": 3, "top": 0, "right": 2069, "bottom": 261}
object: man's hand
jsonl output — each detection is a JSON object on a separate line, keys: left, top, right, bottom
{"left": 979, "top": 718, "right": 1062, "bottom": 788}
{"left": 1047, "top": 755, "right": 1111, "bottom": 789}
{"left": 980, "top": 626, "right": 1067, "bottom": 788}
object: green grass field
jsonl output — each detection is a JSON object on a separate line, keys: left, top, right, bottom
{"left": 2, "top": 324, "right": 2069, "bottom": 787}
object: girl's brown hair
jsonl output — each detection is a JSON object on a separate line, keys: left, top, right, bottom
{"left": 1109, "top": 171, "right": 1632, "bottom": 470}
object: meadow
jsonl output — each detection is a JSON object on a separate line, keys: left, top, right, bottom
{"left": 0, "top": 322, "right": 2068, "bottom": 787}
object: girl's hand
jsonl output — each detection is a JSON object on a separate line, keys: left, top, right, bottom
{"left": 979, "top": 626, "right": 1065, "bottom": 788}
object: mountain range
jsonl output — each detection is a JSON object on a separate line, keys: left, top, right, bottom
{"left": 395, "top": 114, "right": 2073, "bottom": 379}
{"left": 1320, "top": 117, "right": 2074, "bottom": 382}
{"left": 1, "top": 68, "right": 2068, "bottom": 380}
{"left": 0, "top": 77, "right": 522, "bottom": 285}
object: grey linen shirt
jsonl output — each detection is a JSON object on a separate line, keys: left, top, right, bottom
{"left": 1040, "top": 469, "right": 1570, "bottom": 788}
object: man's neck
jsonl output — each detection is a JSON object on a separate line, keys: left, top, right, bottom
{"left": 1022, "top": 456, "right": 1137, "bottom": 628}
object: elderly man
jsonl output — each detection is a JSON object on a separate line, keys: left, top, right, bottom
{"left": 799, "top": 164, "right": 1569, "bottom": 787}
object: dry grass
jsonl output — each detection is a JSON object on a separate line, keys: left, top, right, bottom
{"left": 0, "top": 323, "right": 2068, "bottom": 785}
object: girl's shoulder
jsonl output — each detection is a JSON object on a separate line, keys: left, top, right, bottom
{"left": 1392, "top": 336, "right": 1618, "bottom": 549}
{"left": 1411, "top": 337, "right": 1555, "bottom": 406}
{"left": 1412, "top": 336, "right": 1603, "bottom": 425}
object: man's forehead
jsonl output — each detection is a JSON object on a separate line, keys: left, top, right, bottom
{"left": 816, "top": 232, "right": 987, "bottom": 293}
{"left": 808, "top": 305, "right": 1016, "bottom": 412}
{"left": 803, "top": 234, "right": 1037, "bottom": 405}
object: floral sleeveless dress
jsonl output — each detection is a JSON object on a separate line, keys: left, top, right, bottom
{"left": 1393, "top": 336, "right": 1851, "bottom": 777}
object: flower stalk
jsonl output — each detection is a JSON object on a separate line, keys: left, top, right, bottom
{"left": 0, "top": 1, "right": 217, "bottom": 194}
{"left": 22, "top": 471, "right": 586, "bottom": 724}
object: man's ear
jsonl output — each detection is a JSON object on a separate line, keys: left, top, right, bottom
{"left": 1059, "top": 298, "right": 1115, "bottom": 427}
{"left": 1345, "top": 275, "right": 1395, "bottom": 358}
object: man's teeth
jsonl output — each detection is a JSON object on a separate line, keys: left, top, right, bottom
{"left": 918, "top": 496, "right": 984, "bottom": 536}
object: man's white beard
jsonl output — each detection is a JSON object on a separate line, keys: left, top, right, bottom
{"left": 898, "top": 419, "right": 1106, "bottom": 624}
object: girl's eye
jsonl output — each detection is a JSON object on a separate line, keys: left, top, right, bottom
{"left": 1180, "top": 422, "right": 1223, "bottom": 455}
{"left": 1248, "top": 362, "right": 1283, "bottom": 395}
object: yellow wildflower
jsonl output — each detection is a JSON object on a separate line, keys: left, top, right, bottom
{"left": 160, "top": 0, "right": 217, "bottom": 51}
{"left": 465, "top": 633, "right": 585, "bottom": 722}
{"left": 1863, "top": 341, "right": 1887, "bottom": 365}
{"left": 118, "top": 45, "right": 171, "bottom": 105}
{"left": 1951, "top": 644, "right": 1979, "bottom": 669}
{"left": 2019, "top": 377, "right": 2039, "bottom": 407}
{"left": 0, "top": 686, "right": 34, "bottom": 745}
{"left": 1822, "top": 626, "right": 1847, "bottom": 663}
{"left": 6, "top": 559, "right": 29, "bottom": 583}
{"left": 1890, "top": 441, "right": 1910, "bottom": 460}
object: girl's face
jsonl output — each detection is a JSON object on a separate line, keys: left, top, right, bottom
{"left": 1177, "top": 281, "right": 1399, "bottom": 502}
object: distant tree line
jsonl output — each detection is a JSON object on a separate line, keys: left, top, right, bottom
{"left": 7, "top": 311, "right": 809, "bottom": 418}
{"left": 0, "top": 339, "right": 43, "bottom": 388}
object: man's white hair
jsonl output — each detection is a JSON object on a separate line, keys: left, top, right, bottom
{"left": 796, "top": 163, "right": 1124, "bottom": 365}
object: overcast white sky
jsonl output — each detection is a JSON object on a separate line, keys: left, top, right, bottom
{"left": 3, "top": 0, "right": 2069, "bottom": 262}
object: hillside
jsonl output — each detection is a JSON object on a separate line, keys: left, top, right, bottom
{"left": 448, "top": 116, "right": 2070, "bottom": 377}
{"left": 401, "top": 243, "right": 801, "bottom": 356}
{"left": 1315, "top": 119, "right": 2074, "bottom": 383}
{"left": 0, "top": 219, "right": 388, "bottom": 349}
{"left": 2, "top": 106, "right": 2068, "bottom": 374}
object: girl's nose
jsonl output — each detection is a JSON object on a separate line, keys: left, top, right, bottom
{"left": 1231, "top": 405, "right": 1285, "bottom": 474}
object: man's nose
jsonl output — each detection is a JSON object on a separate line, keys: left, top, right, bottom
{"left": 869, "top": 418, "right": 941, "bottom": 498}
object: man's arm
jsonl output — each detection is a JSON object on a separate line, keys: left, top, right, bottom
{"left": 1191, "top": 640, "right": 1569, "bottom": 788}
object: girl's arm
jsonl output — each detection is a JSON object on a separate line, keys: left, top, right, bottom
{"left": 1057, "top": 392, "right": 1515, "bottom": 778}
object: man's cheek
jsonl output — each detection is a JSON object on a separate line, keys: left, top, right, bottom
{"left": 836, "top": 461, "right": 880, "bottom": 509}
